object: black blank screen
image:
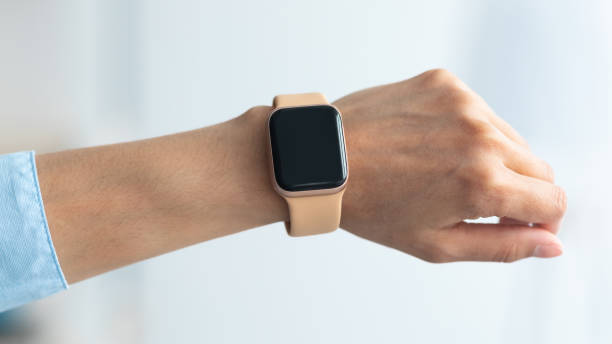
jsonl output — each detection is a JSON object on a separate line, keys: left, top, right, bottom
{"left": 269, "top": 105, "right": 347, "bottom": 192}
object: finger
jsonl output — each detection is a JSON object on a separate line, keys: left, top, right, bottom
{"left": 499, "top": 216, "right": 562, "bottom": 234}
{"left": 433, "top": 222, "right": 563, "bottom": 263}
{"left": 499, "top": 137, "right": 555, "bottom": 182}
{"left": 500, "top": 214, "right": 562, "bottom": 235}
{"left": 474, "top": 98, "right": 530, "bottom": 149}
{"left": 537, "top": 217, "right": 564, "bottom": 235}
{"left": 486, "top": 111, "right": 529, "bottom": 148}
{"left": 482, "top": 169, "right": 567, "bottom": 232}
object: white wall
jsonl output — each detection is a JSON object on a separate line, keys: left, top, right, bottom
{"left": 1, "top": 1, "right": 611, "bottom": 343}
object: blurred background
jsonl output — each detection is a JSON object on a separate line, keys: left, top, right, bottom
{"left": 0, "top": 0, "right": 611, "bottom": 343}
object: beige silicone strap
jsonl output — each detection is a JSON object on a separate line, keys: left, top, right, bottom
{"left": 273, "top": 92, "right": 329, "bottom": 108}
{"left": 272, "top": 93, "right": 345, "bottom": 237}
{"left": 284, "top": 190, "right": 345, "bottom": 236}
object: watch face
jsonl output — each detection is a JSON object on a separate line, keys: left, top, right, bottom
{"left": 269, "top": 105, "right": 348, "bottom": 192}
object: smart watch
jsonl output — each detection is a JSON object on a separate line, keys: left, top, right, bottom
{"left": 267, "top": 93, "right": 349, "bottom": 237}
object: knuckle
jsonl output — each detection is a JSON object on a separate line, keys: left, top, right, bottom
{"left": 459, "top": 164, "right": 505, "bottom": 218}
{"left": 476, "top": 165, "right": 500, "bottom": 189}
{"left": 517, "top": 135, "right": 530, "bottom": 148}
{"left": 483, "top": 174, "right": 511, "bottom": 216}
{"left": 422, "top": 68, "right": 454, "bottom": 79}
{"left": 420, "top": 69, "right": 480, "bottom": 116}
{"left": 459, "top": 121, "right": 507, "bottom": 161}
{"left": 464, "top": 160, "right": 499, "bottom": 187}
{"left": 462, "top": 118, "right": 496, "bottom": 141}
{"left": 420, "top": 68, "right": 458, "bottom": 88}
{"left": 473, "top": 132, "right": 505, "bottom": 155}
{"left": 446, "top": 90, "right": 477, "bottom": 116}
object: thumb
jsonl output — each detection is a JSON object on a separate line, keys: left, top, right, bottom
{"left": 431, "top": 222, "right": 564, "bottom": 263}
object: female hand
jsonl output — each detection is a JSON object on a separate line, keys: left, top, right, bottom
{"left": 335, "top": 69, "right": 566, "bottom": 263}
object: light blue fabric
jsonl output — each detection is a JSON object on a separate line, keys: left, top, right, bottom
{"left": 0, "top": 151, "right": 67, "bottom": 312}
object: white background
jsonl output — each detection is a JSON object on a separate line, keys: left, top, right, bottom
{"left": 0, "top": 1, "right": 611, "bottom": 343}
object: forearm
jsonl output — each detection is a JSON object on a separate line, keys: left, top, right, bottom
{"left": 34, "top": 70, "right": 566, "bottom": 285}
{"left": 37, "top": 106, "right": 286, "bottom": 283}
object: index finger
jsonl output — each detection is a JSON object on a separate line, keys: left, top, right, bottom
{"left": 482, "top": 169, "right": 567, "bottom": 232}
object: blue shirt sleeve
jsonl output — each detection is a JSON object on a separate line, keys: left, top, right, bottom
{"left": 0, "top": 151, "right": 67, "bottom": 312}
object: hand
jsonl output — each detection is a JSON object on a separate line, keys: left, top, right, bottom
{"left": 335, "top": 69, "right": 567, "bottom": 263}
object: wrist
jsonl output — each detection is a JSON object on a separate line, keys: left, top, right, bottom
{"left": 222, "top": 105, "right": 289, "bottom": 227}
{"left": 158, "top": 106, "right": 288, "bottom": 241}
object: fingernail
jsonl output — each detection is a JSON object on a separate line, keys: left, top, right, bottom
{"left": 532, "top": 244, "right": 564, "bottom": 258}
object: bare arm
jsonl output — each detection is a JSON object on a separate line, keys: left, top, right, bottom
{"left": 38, "top": 69, "right": 566, "bottom": 284}
{"left": 37, "top": 111, "right": 286, "bottom": 283}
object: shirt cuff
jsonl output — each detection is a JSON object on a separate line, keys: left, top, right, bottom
{"left": 0, "top": 151, "right": 67, "bottom": 312}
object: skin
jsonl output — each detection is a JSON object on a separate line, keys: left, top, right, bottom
{"left": 37, "top": 69, "right": 567, "bottom": 284}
